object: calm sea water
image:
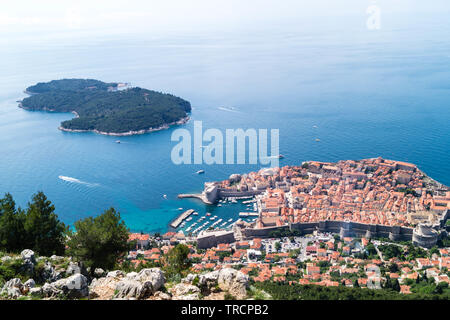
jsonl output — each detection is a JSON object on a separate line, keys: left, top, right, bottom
{"left": 0, "top": 13, "right": 449, "bottom": 233}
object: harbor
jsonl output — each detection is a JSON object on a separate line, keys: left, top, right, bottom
{"left": 169, "top": 209, "right": 195, "bottom": 229}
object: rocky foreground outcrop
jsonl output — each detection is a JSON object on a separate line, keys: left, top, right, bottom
{"left": 89, "top": 268, "right": 165, "bottom": 300}
{"left": 89, "top": 267, "right": 249, "bottom": 300}
{"left": 1, "top": 249, "right": 249, "bottom": 300}
{"left": 166, "top": 268, "right": 249, "bottom": 300}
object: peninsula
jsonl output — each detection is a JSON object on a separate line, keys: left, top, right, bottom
{"left": 180, "top": 157, "right": 449, "bottom": 248}
{"left": 19, "top": 79, "right": 191, "bottom": 135}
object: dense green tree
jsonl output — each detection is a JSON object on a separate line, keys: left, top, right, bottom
{"left": 23, "top": 192, "right": 67, "bottom": 256}
{"left": 388, "top": 263, "right": 399, "bottom": 273}
{"left": 0, "top": 194, "right": 26, "bottom": 252}
{"left": 165, "top": 244, "right": 191, "bottom": 277}
{"left": 255, "top": 281, "right": 450, "bottom": 300}
{"left": 22, "top": 79, "right": 191, "bottom": 134}
{"left": 67, "top": 208, "right": 130, "bottom": 271}
{"left": 275, "top": 241, "right": 281, "bottom": 252}
{"left": 392, "top": 279, "right": 401, "bottom": 292}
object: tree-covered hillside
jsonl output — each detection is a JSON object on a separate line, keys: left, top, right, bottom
{"left": 21, "top": 79, "right": 191, "bottom": 134}
{"left": 26, "top": 79, "right": 118, "bottom": 93}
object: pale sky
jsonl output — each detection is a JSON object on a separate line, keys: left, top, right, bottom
{"left": 1, "top": 0, "right": 449, "bottom": 37}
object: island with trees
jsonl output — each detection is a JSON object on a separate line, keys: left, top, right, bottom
{"left": 20, "top": 79, "right": 191, "bottom": 136}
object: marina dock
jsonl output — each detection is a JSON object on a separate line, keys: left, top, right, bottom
{"left": 170, "top": 209, "right": 195, "bottom": 229}
{"left": 239, "top": 212, "right": 259, "bottom": 217}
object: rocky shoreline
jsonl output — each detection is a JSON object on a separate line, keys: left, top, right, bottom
{"left": 58, "top": 116, "right": 190, "bottom": 136}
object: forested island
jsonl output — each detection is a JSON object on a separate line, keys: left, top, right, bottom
{"left": 20, "top": 79, "right": 191, "bottom": 135}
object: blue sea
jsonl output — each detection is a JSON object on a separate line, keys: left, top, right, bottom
{"left": 0, "top": 12, "right": 449, "bottom": 233}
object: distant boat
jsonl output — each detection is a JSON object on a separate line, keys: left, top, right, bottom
{"left": 115, "top": 140, "right": 121, "bottom": 144}
{"left": 315, "top": 138, "right": 321, "bottom": 142}
{"left": 278, "top": 154, "right": 285, "bottom": 159}
{"left": 193, "top": 211, "right": 199, "bottom": 215}
{"left": 163, "top": 194, "right": 168, "bottom": 199}
{"left": 196, "top": 170, "right": 205, "bottom": 174}
{"left": 178, "top": 207, "right": 183, "bottom": 211}
{"left": 206, "top": 213, "right": 211, "bottom": 216}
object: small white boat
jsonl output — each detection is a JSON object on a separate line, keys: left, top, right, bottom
{"left": 178, "top": 208, "right": 183, "bottom": 211}
{"left": 115, "top": 140, "right": 121, "bottom": 144}
{"left": 163, "top": 194, "right": 168, "bottom": 199}
{"left": 193, "top": 211, "right": 199, "bottom": 215}
{"left": 196, "top": 170, "right": 205, "bottom": 174}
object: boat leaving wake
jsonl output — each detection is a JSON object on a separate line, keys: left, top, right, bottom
{"left": 58, "top": 176, "right": 99, "bottom": 187}
{"left": 217, "top": 106, "right": 241, "bottom": 113}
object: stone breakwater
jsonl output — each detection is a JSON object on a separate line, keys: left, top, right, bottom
{"left": 58, "top": 116, "right": 190, "bottom": 136}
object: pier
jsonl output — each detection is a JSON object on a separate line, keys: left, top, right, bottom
{"left": 170, "top": 209, "right": 195, "bottom": 229}
{"left": 177, "top": 193, "right": 214, "bottom": 204}
{"left": 239, "top": 212, "right": 259, "bottom": 217}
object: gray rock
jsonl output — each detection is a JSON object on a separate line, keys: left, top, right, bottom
{"left": 40, "top": 262, "right": 62, "bottom": 283}
{"left": 94, "top": 268, "right": 105, "bottom": 278}
{"left": 50, "top": 255, "right": 64, "bottom": 261}
{"left": 114, "top": 268, "right": 165, "bottom": 300}
{"left": 187, "top": 268, "right": 249, "bottom": 298}
{"left": 20, "top": 249, "right": 36, "bottom": 275}
{"left": 154, "top": 291, "right": 171, "bottom": 300}
{"left": 89, "top": 276, "right": 120, "bottom": 299}
{"left": 24, "top": 279, "right": 36, "bottom": 289}
{"left": 43, "top": 274, "right": 89, "bottom": 299}
{"left": 217, "top": 268, "right": 249, "bottom": 298}
{"left": 134, "top": 268, "right": 165, "bottom": 293}
{"left": 66, "top": 262, "right": 81, "bottom": 276}
{"left": 170, "top": 283, "right": 201, "bottom": 297}
{"left": 1, "top": 278, "right": 24, "bottom": 298}
{"left": 107, "top": 270, "right": 125, "bottom": 278}
{"left": 21, "top": 249, "right": 36, "bottom": 264}
{"left": 182, "top": 273, "right": 197, "bottom": 283}
{"left": 198, "top": 270, "right": 220, "bottom": 289}
{"left": 114, "top": 279, "right": 147, "bottom": 299}
{"left": 125, "top": 272, "right": 138, "bottom": 279}
{"left": 172, "top": 293, "right": 201, "bottom": 300}
{"left": 0, "top": 256, "right": 12, "bottom": 262}
{"left": 42, "top": 282, "right": 61, "bottom": 297}
{"left": 29, "top": 287, "right": 43, "bottom": 297}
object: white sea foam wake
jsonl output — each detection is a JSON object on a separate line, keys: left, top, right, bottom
{"left": 217, "top": 106, "right": 241, "bottom": 113}
{"left": 58, "top": 175, "right": 99, "bottom": 187}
